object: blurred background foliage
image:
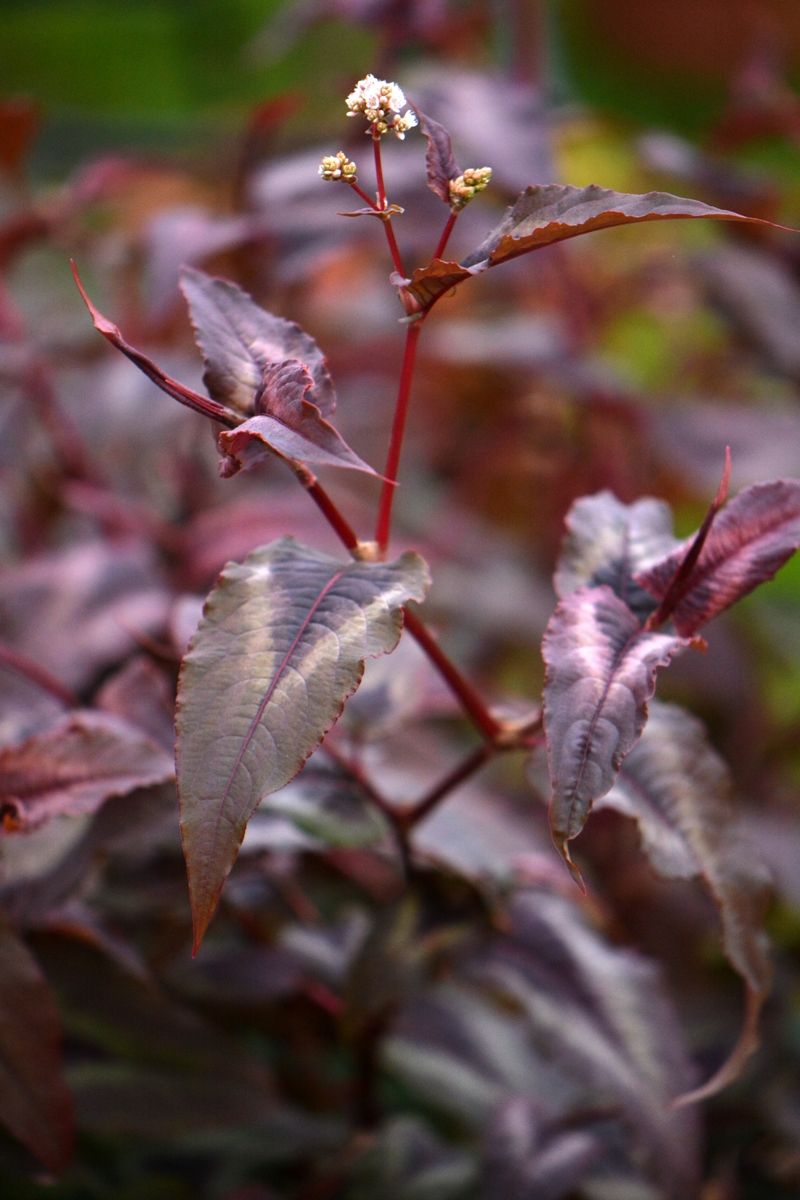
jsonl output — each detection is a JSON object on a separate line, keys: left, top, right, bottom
{"left": 3, "top": 2, "right": 800, "bottom": 1198}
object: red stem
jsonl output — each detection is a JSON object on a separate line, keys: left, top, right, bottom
{"left": 293, "top": 466, "right": 360, "bottom": 552}
{"left": 374, "top": 321, "right": 421, "bottom": 552}
{"left": 0, "top": 640, "right": 79, "bottom": 708}
{"left": 401, "top": 742, "right": 494, "bottom": 829}
{"left": 432, "top": 211, "right": 458, "bottom": 261}
{"left": 287, "top": 474, "right": 501, "bottom": 748}
{"left": 402, "top": 608, "right": 501, "bottom": 742}
{"left": 348, "top": 180, "right": 380, "bottom": 210}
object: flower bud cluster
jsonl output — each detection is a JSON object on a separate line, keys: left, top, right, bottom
{"left": 318, "top": 150, "right": 358, "bottom": 183}
{"left": 448, "top": 167, "right": 493, "bottom": 211}
{"left": 345, "top": 74, "right": 418, "bottom": 140}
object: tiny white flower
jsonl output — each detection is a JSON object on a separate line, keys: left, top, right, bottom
{"left": 345, "top": 74, "right": 416, "bottom": 140}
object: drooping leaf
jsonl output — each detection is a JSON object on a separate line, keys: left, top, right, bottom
{"left": 415, "top": 107, "right": 460, "bottom": 204}
{"left": 542, "top": 585, "right": 690, "bottom": 877}
{"left": 403, "top": 185, "right": 782, "bottom": 310}
{"left": 0, "top": 918, "right": 73, "bottom": 1172}
{"left": 636, "top": 479, "right": 800, "bottom": 635}
{"left": 176, "top": 537, "right": 430, "bottom": 951}
{"left": 71, "top": 262, "right": 238, "bottom": 427}
{"left": 216, "top": 358, "right": 379, "bottom": 478}
{"left": 0, "top": 711, "right": 175, "bottom": 834}
{"left": 180, "top": 266, "right": 336, "bottom": 417}
{"left": 596, "top": 701, "right": 772, "bottom": 1103}
{"left": 554, "top": 491, "right": 679, "bottom": 620}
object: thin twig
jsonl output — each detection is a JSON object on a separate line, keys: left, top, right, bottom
{"left": 401, "top": 742, "right": 495, "bottom": 829}
{"left": 432, "top": 210, "right": 458, "bottom": 261}
{"left": 402, "top": 608, "right": 501, "bottom": 742}
{"left": 0, "top": 640, "right": 79, "bottom": 708}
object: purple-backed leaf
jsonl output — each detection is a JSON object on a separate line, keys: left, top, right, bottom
{"left": 217, "top": 358, "right": 379, "bottom": 479}
{"left": 180, "top": 266, "right": 336, "bottom": 418}
{"left": 415, "top": 107, "right": 460, "bottom": 204}
{"left": 542, "top": 585, "right": 690, "bottom": 877}
{"left": 71, "top": 262, "right": 238, "bottom": 427}
{"left": 0, "top": 711, "right": 174, "bottom": 834}
{"left": 596, "top": 701, "right": 772, "bottom": 1103}
{"left": 176, "top": 537, "right": 430, "bottom": 952}
{"left": 554, "top": 491, "right": 679, "bottom": 621}
{"left": 636, "top": 479, "right": 800, "bottom": 635}
{"left": 405, "top": 184, "right": 784, "bottom": 310}
{"left": 96, "top": 656, "right": 176, "bottom": 751}
{"left": 0, "top": 918, "right": 73, "bottom": 1172}
{"left": 480, "top": 1097, "right": 601, "bottom": 1200}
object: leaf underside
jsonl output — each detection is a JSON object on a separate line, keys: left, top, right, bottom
{"left": 180, "top": 267, "right": 336, "bottom": 417}
{"left": 217, "top": 358, "right": 379, "bottom": 479}
{"left": 415, "top": 107, "right": 460, "bottom": 204}
{"left": 176, "top": 537, "right": 430, "bottom": 951}
{"left": 636, "top": 479, "right": 800, "bottom": 634}
{"left": 403, "top": 184, "right": 782, "bottom": 310}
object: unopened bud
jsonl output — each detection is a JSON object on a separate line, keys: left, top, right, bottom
{"left": 318, "top": 151, "right": 358, "bottom": 183}
{"left": 448, "top": 166, "right": 493, "bottom": 211}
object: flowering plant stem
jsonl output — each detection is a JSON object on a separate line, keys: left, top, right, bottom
{"left": 372, "top": 136, "right": 406, "bottom": 275}
{"left": 432, "top": 211, "right": 458, "bottom": 261}
{"left": 374, "top": 319, "right": 422, "bottom": 553}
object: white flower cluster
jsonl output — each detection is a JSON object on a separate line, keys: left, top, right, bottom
{"left": 448, "top": 167, "right": 493, "bottom": 211}
{"left": 345, "top": 74, "right": 418, "bottom": 140}
{"left": 318, "top": 150, "right": 358, "bottom": 183}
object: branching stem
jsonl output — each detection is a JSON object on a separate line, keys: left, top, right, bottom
{"left": 0, "top": 640, "right": 79, "bottom": 708}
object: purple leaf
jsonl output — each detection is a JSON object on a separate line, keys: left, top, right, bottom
{"left": 542, "top": 586, "right": 690, "bottom": 877}
{"left": 180, "top": 266, "right": 336, "bottom": 418}
{"left": 597, "top": 701, "right": 772, "bottom": 1103}
{"left": 0, "top": 918, "right": 73, "bottom": 1172}
{"left": 217, "top": 358, "right": 380, "bottom": 478}
{"left": 71, "top": 262, "right": 238, "bottom": 427}
{"left": 176, "top": 537, "right": 430, "bottom": 952}
{"left": 554, "top": 491, "right": 679, "bottom": 620}
{"left": 636, "top": 479, "right": 800, "bottom": 635}
{"left": 415, "top": 107, "right": 460, "bottom": 204}
{"left": 480, "top": 1097, "right": 601, "bottom": 1200}
{"left": 404, "top": 185, "right": 784, "bottom": 310}
{"left": 0, "top": 711, "right": 174, "bottom": 834}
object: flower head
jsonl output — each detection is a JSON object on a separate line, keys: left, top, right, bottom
{"left": 345, "top": 74, "right": 416, "bottom": 140}
{"left": 448, "top": 166, "right": 493, "bottom": 211}
{"left": 318, "top": 150, "right": 358, "bottom": 183}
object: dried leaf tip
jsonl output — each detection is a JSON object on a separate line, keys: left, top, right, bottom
{"left": 345, "top": 73, "right": 417, "bottom": 140}
{"left": 319, "top": 150, "right": 358, "bottom": 183}
{"left": 449, "top": 167, "right": 492, "bottom": 211}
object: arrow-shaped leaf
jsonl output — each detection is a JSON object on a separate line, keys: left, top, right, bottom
{"left": 180, "top": 267, "right": 336, "bottom": 417}
{"left": 542, "top": 585, "right": 690, "bottom": 877}
{"left": 217, "top": 358, "right": 380, "bottom": 478}
{"left": 403, "top": 185, "right": 783, "bottom": 311}
{"left": 596, "top": 701, "right": 772, "bottom": 1103}
{"left": 636, "top": 479, "right": 800, "bottom": 635}
{"left": 176, "top": 537, "right": 430, "bottom": 950}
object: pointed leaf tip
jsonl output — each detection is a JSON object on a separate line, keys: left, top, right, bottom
{"left": 543, "top": 586, "right": 690, "bottom": 859}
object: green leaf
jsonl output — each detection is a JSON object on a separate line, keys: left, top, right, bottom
{"left": 177, "top": 538, "right": 430, "bottom": 950}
